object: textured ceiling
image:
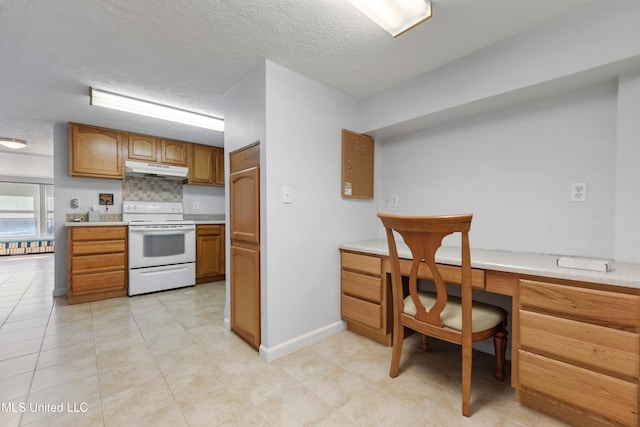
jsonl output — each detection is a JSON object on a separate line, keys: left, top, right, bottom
{"left": 0, "top": 0, "right": 594, "bottom": 157}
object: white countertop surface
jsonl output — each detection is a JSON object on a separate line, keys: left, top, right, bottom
{"left": 340, "top": 239, "right": 640, "bottom": 290}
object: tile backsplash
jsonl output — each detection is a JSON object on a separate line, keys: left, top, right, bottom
{"left": 122, "top": 176, "right": 182, "bottom": 202}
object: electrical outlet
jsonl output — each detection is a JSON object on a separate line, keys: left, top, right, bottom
{"left": 390, "top": 195, "right": 399, "bottom": 207}
{"left": 570, "top": 182, "right": 587, "bottom": 202}
{"left": 193, "top": 201, "right": 200, "bottom": 209}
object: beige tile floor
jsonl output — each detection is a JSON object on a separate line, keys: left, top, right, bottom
{"left": 0, "top": 253, "right": 569, "bottom": 427}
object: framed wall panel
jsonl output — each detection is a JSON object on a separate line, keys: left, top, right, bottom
{"left": 342, "top": 129, "right": 374, "bottom": 199}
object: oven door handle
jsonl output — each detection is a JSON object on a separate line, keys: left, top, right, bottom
{"left": 136, "top": 265, "right": 193, "bottom": 275}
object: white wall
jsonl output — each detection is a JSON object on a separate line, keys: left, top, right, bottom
{"left": 363, "top": 0, "right": 640, "bottom": 263}
{"left": 260, "top": 60, "right": 376, "bottom": 359}
{"left": 222, "top": 62, "right": 267, "bottom": 329}
{"left": 378, "top": 82, "right": 618, "bottom": 258}
{"left": 223, "top": 60, "right": 377, "bottom": 361}
{"left": 614, "top": 68, "right": 640, "bottom": 263}
{"left": 183, "top": 185, "right": 224, "bottom": 215}
{"left": 362, "top": 0, "right": 640, "bottom": 135}
{"left": 0, "top": 152, "right": 53, "bottom": 180}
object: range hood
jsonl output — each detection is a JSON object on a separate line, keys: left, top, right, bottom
{"left": 125, "top": 160, "right": 189, "bottom": 180}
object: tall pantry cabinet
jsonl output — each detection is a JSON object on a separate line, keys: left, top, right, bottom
{"left": 229, "top": 142, "right": 261, "bottom": 350}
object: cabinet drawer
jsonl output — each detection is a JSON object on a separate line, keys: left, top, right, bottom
{"left": 342, "top": 270, "right": 382, "bottom": 303}
{"left": 398, "top": 259, "right": 485, "bottom": 289}
{"left": 519, "top": 350, "right": 638, "bottom": 426}
{"left": 341, "top": 252, "right": 381, "bottom": 276}
{"left": 70, "top": 270, "right": 126, "bottom": 295}
{"left": 71, "top": 240, "right": 125, "bottom": 256}
{"left": 70, "top": 227, "right": 126, "bottom": 241}
{"left": 197, "top": 224, "right": 223, "bottom": 236}
{"left": 71, "top": 253, "right": 126, "bottom": 274}
{"left": 520, "top": 279, "right": 640, "bottom": 331}
{"left": 520, "top": 310, "right": 639, "bottom": 380}
{"left": 341, "top": 294, "right": 382, "bottom": 330}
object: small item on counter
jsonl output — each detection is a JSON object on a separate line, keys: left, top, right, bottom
{"left": 88, "top": 205, "right": 101, "bottom": 222}
{"left": 73, "top": 218, "right": 83, "bottom": 222}
{"left": 557, "top": 256, "right": 610, "bottom": 272}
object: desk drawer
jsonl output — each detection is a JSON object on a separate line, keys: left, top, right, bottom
{"left": 519, "top": 279, "right": 640, "bottom": 331}
{"left": 398, "top": 259, "right": 485, "bottom": 289}
{"left": 519, "top": 350, "right": 638, "bottom": 426}
{"left": 520, "top": 310, "right": 639, "bottom": 380}
{"left": 342, "top": 252, "right": 381, "bottom": 276}
{"left": 342, "top": 270, "right": 382, "bottom": 303}
{"left": 341, "top": 294, "right": 382, "bottom": 330}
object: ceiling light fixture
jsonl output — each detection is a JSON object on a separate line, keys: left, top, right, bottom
{"left": 0, "top": 138, "right": 27, "bottom": 149}
{"left": 89, "top": 88, "right": 224, "bottom": 132}
{"left": 347, "top": 0, "right": 432, "bottom": 37}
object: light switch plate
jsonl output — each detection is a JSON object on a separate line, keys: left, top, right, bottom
{"left": 282, "top": 186, "right": 292, "bottom": 204}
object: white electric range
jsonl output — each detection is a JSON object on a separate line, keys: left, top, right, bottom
{"left": 123, "top": 201, "right": 195, "bottom": 296}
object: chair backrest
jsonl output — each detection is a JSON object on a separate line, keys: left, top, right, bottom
{"left": 377, "top": 213, "right": 473, "bottom": 328}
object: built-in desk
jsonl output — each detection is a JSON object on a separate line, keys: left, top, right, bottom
{"left": 339, "top": 240, "right": 640, "bottom": 427}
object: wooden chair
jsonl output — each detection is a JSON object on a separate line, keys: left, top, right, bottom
{"left": 377, "top": 213, "right": 508, "bottom": 417}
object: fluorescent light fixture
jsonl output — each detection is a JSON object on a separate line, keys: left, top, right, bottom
{"left": 0, "top": 138, "right": 27, "bottom": 149}
{"left": 347, "top": 0, "right": 432, "bottom": 37}
{"left": 89, "top": 88, "right": 224, "bottom": 132}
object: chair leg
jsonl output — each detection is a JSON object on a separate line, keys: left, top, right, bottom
{"left": 493, "top": 324, "right": 508, "bottom": 382}
{"left": 421, "top": 334, "right": 428, "bottom": 352}
{"left": 390, "top": 325, "right": 404, "bottom": 378}
{"left": 461, "top": 342, "right": 472, "bottom": 417}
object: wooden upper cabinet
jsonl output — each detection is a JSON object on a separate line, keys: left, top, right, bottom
{"left": 127, "top": 134, "right": 158, "bottom": 162}
{"left": 160, "top": 139, "right": 188, "bottom": 166}
{"left": 189, "top": 144, "right": 214, "bottom": 185}
{"left": 189, "top": 144, "right": 224, "bottom": 187}
{"left": 69, "top": 123, "right": 124, "bottom": 179}
{"left": 215, "top": 147, "right": 225, "bottom": 186}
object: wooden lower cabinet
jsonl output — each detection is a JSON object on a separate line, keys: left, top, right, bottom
{"left": 340, "top": 250, "right": 391, "bottom": 345}
{"left": 196, "top": 224, "right": 225, "bottom": 284}
{"left": 67, "top": 226, "right": 127, "bottom": 304}
{"left": 516, "top": 278, "right": 640, "bottom": 427}
{"left": 230, "top": 244, "right": 260, "bottom": 349}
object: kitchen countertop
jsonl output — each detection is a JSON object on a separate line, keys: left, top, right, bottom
{"left": 340, "top": 239, "right": 640, "bottom": 290}
{"left": 65, "top": 221, "right": 128, "bottom": 227}
{"left": 65, "top": 220, "right": 225, "bottom": 226}
{"left": 64, "top": 220, "right": 226, "bottom": 227}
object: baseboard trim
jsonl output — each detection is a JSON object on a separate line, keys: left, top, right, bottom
{"left": 259, "top": 320, "right": 346, "bottom": 362}
{"left": 52, "top": 288, "right": 67, "bottom": 297}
